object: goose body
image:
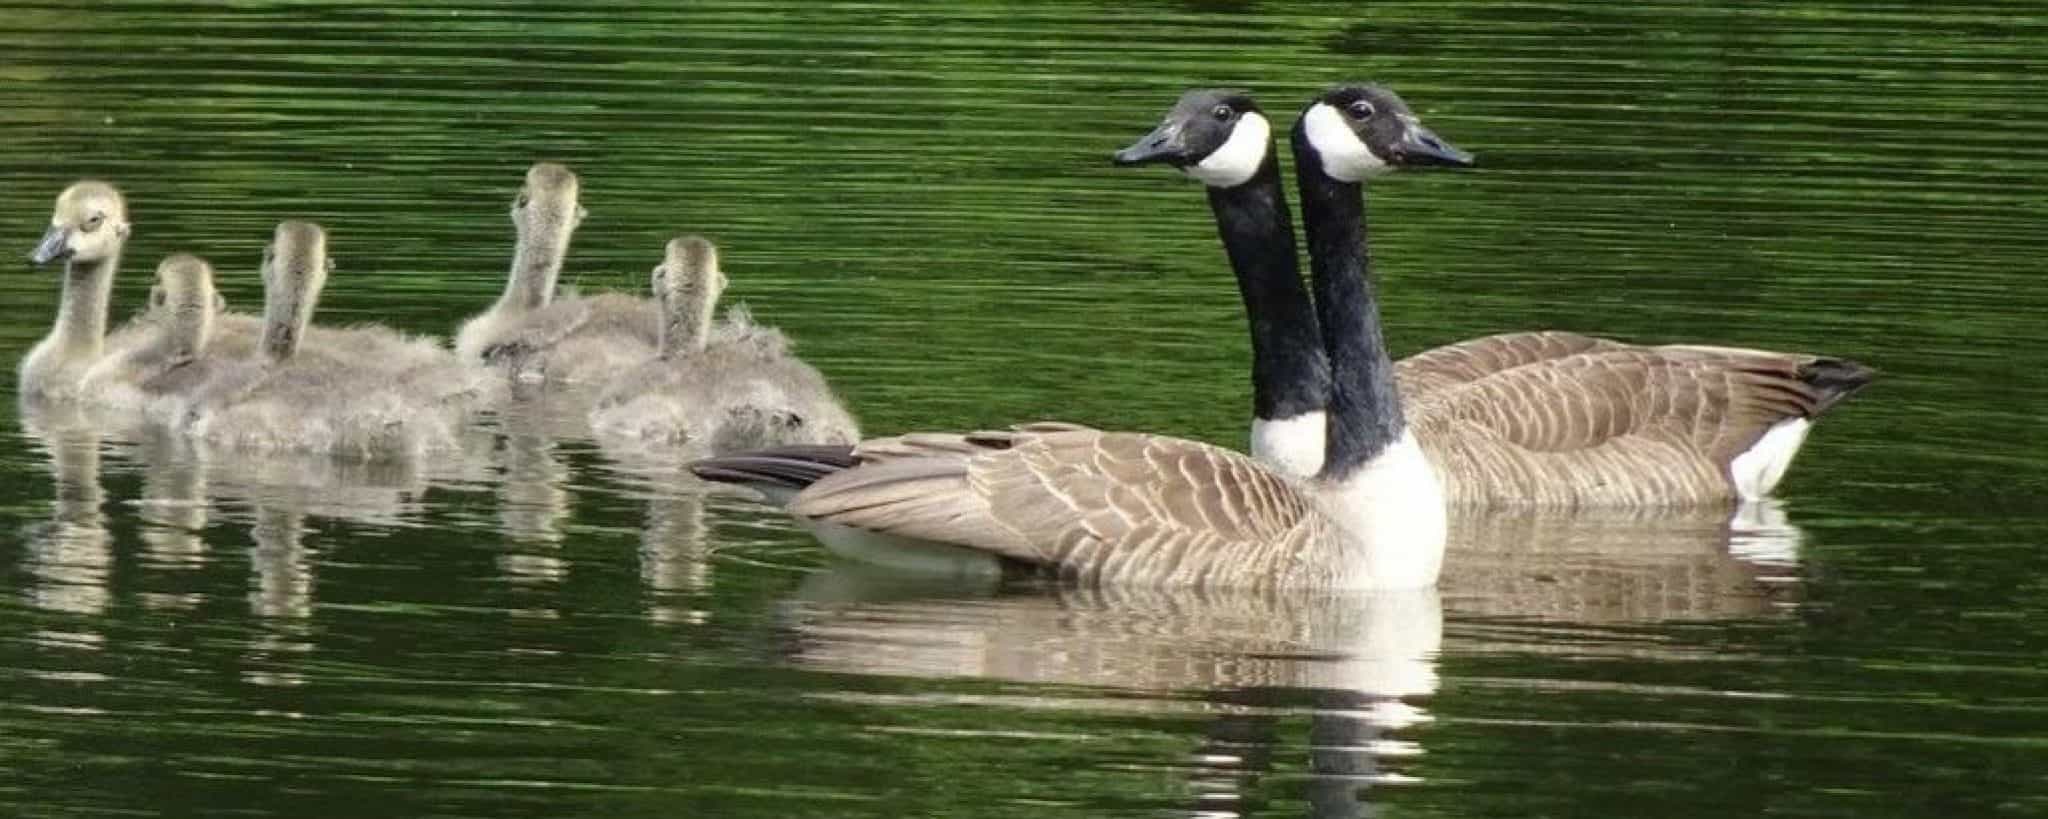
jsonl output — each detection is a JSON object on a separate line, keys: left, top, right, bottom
{"left": 1286, "top": 87, "right": 1871, "bottom": 505}
{"left": 590, "top": 237, "right": 859, "bottom": 452}
{"left": 454, "top": 162, "right": 660, "bottom": 384}
{"left": 1398, "top": 335, "right": 1869, "bottom": 505}
{"left": 175, "top": 222, "right": 480, "bottom": 456}
{"left": 694, "top": 90, "right": 1472, "bottom": 589}
{"left": 1127, "top": 85, "right": 1871, "bottom": 505}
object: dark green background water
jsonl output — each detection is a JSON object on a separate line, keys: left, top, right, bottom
{"left": 3, "top": 2, "right": 2045, "bottom": 817}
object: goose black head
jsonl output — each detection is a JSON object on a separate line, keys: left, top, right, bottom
{"left": 1295, "top": 85, "right": 1473, "bottom": 182}
{"left": 1113, "top": 89, "right": 1274, "bottom": 188}
{"left": 31, "top": 180, "right": 130, "bottom": 266}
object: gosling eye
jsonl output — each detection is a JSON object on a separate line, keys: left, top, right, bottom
{"left": 1346, "top": 100, "right": 1376, "bottom": 120}
{"left": 81, "top": 213, "right": 105, "bottom": 233}
{"left": 513, "top": 193, "right": 531, "bottom": 210}
{"left": 1210, "top": 103, "right": 1233, "bottom": 121}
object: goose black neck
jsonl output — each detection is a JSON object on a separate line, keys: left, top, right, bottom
{"left": 1205, "top": 152, "right": 1329, "bottom": 423}
{"left": 1291, "top": 130, "right": 1406, "bottom": 480}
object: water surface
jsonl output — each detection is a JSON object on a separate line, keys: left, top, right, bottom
{"left": 2, "top": 2, "right": 2045, "bottom": 817}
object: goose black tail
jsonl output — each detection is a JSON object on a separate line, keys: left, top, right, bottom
{"left": 1799, "top": 357, "right": 1878, "bottom": 416}
{"left": 689, "top": 444, "right": 860, "bottom": 492}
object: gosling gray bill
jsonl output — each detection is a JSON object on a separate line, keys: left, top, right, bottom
{"left": 455, "top": 162, "right": 659, "bottom": 384}
{"left": 589, "top": 236, "right": 860, "bottom": 453}
{"left": 174, "top": 221, "right": 483, "bottom": 457}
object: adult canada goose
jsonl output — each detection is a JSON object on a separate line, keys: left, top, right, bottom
{"left": 589, "top": 236, "right": 860, "bottom": 452}
{"left": 20, "top": 180, "right": 142, "bottom": 403}
{"left": 1288, "top": 85, "right": 1873, "bottom": 505}
{"left": 1116, "top": 86, "right": 1872, "bottom": 505}
{"left": 454, "top": 162, "right": 658, "bottom": 384}
{"left": 691, "top": 92, "right": 1473, "bottom": 590}
{"left": 176, "top": 222, "right": 477, "bottom": 456}
{"left": 1112, "top": 89, "right": 1332, "bottom": 477}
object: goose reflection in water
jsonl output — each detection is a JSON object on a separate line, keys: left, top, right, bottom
{"left": 774, "top": 501, "right": 1807, "bottom": 817}
{"left": 780, "top": 570, "right": 1440, "bottom": 818}
{"left": 1440, "top": 503, "right": 1805, "bottom": 625}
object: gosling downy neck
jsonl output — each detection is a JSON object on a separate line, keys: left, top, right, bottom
{"left": 50, "top": 251, "right": 120, "bottom": 365}
{"left": 260, "top": 222, "right": 329, "bottom": 362}
{"left": 153, "top": 254, "right": 218, "bottom": 360}
{"left": 1113, "top": 91, "right": 1331, "bottom": 477}
{"left": 500, "top": 162, "right": 583, "bottom": 312}
{"left": 29, "top": 181, "right": 131, "bottom": 365}
{"left": 657, "top": 237, "right": 725, "bottom": 360}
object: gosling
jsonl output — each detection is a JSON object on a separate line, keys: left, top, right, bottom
{"left": 20, "top": 180, "right": 151, "bottom": 404}
{"left": 454, "top": 162, "right": 659, "bottom": 384}
{"left": 176, "top": 222, "right": 483, "bottom": 457}
{"left": 589, "top": 236, "right": 859, "bottom": 453}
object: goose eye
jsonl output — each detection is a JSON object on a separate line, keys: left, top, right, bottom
{"left": 1210, "top": 104, "right": 1233, "bottom": 120}
{"left": 81, "top": 214, "right": 104, "bottom": 233}
{"left": 1346, "top": 100, "right": 1376, "bottom": 120}
{"left": 514, "top": 193, "right": 531, "bottom": 210}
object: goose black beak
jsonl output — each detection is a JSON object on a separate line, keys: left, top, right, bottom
{"left": 1389, "top": 122, "right": 1474, "bottom": 168}
{"left": 1113, "top": 122, "right": 1189, "bottom": 167}
{"left": 29, "top": 225, "right": 72, "bottom": 265}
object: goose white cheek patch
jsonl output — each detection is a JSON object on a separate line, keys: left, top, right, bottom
{"left": 1185, "top": 112, "right": 1271, "bottom": 188}
{"left": 1302, "top": 103, "right": 1387, "bottom": 182}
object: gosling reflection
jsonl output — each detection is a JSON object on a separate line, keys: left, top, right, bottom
{"left": 1439, "top": 502, "right": 1807, "bottom": 623}
{"left": 639, "top": 485, "right": 713, "bottom": 624}
{"left": 243, "top": 507, "right": 317, "bottom": 688}
{"left": 126, "top": 429, "right": 211, "bottom": 611}
{"left": 490, "top": 394, "right": 575, "bottom": 588}
{"left": 593, "top": 437, "right": 730, "bottom": 624}
{"left": 16, "top": 414, "right": 113, "bottom": 638}
{"left": 248, "top": 503, "right": 314, "bottom": 620}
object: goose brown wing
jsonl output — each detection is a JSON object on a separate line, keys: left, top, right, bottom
{"left": 787, "top": 428, "right": 1326, "bottom": 587}
{"left": 1409, "top": 346, "right": 1864, "bottom": 505}
{"left": 1397, "top": 331, "right": 1629, "bottom": 398}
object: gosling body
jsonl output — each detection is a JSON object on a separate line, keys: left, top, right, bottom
{"left": 176, "top": 222, "right": 483, "bottom": 456}
{"left": 455, "top": 162, "right": 659, "bottom": 385}
{"left": 591, "top": 237, "right": 859, "bottom": 452}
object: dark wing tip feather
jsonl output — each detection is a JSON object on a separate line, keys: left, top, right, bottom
{"left": 1797, "top": 357, "right": 1877, "bottom": 416}
{"left": 689, "top": 444, "right": 859, "bottom": 490}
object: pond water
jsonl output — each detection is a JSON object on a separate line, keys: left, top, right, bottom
{"left": 2, "top": 2, "right": 2045, "bottom": 817}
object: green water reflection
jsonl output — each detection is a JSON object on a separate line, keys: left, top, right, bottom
{"left": 0, "top": 2, "right": 2044, "bottom": 817}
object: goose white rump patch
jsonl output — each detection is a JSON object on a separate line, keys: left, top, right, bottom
{"left": 1186, "top": 112, "right": 1271, "bottom": 188}
{"left": 1730, "top": 418, "right": 1811, "bottom": 501}
{"left": 1250, "top": 411, "right": 1327, "bottom": 478}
